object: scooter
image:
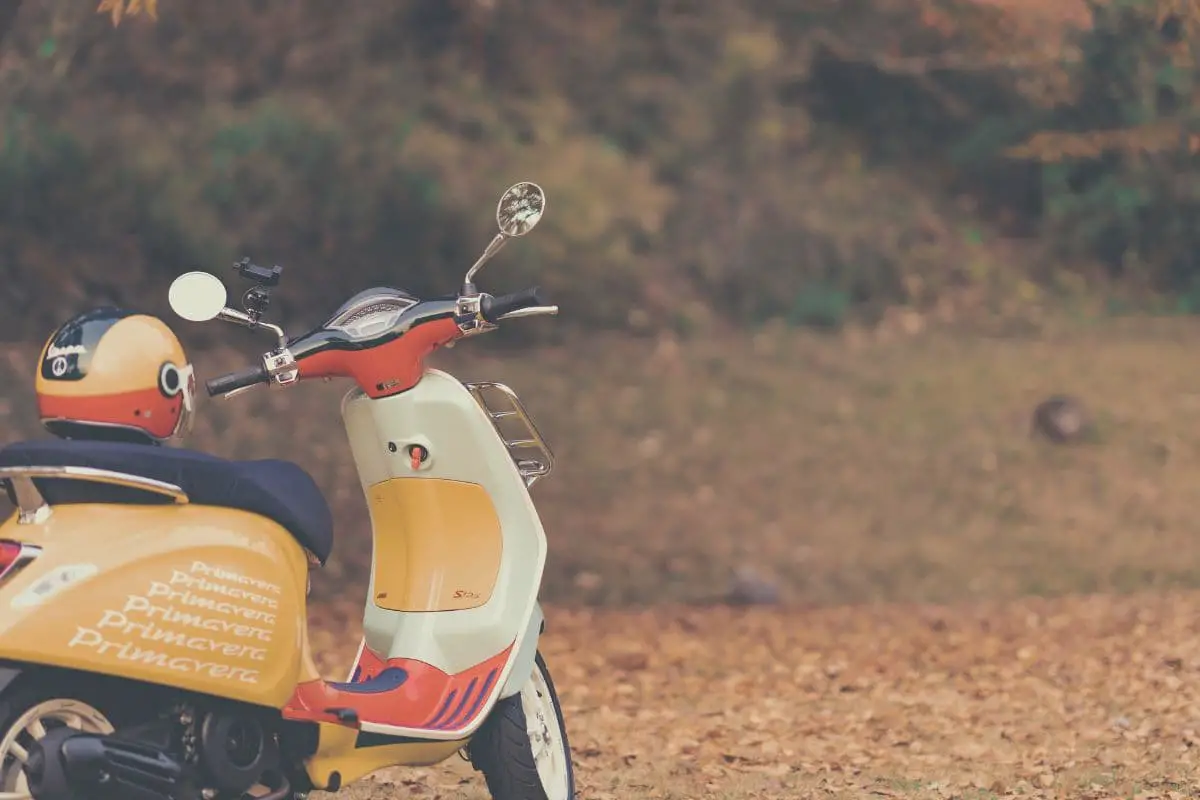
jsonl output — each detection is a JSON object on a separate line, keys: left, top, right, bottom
{"left": 0, "top": 182, "right": 574, "bottom": 800}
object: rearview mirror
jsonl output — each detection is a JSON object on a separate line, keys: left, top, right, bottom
{"left": 169, "top": 272, "right": 228, "bottom": 322}
{"left": 496, "top": 182, "right": 546, "bottom": 237}
{"left": 463, "top": 181, "right": 548, "bottom": 293}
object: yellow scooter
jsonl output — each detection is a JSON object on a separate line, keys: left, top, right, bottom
{"left": 0, "top": 182, "right": 573, "bottom": 800}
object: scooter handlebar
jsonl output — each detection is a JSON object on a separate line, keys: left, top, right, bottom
{"left": 206, "top": 365, "right": 270, "bottom": 397}
{"left": 205, "top": 288, "right": 555, "bottom": 397}
{"left": 480, "top": 287, "right": 548, "bottom": 324}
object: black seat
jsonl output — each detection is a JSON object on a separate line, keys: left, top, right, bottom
{"left": 0, "top": 439, "right": 334, "bottom": 564}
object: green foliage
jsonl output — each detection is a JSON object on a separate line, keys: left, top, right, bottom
{"left": 0, "top": 111, "right": 87, "bottom": 228}
{"left": 0, "top": 0, "right": 1035, "bottom": 337}
{"left": 789, "top": 283, "right": 851, "bottom": 330}
{"left": 992, "top": 0, "right": 1200, "bottom": 292}
{"left": 1, "top": 0, "right": 1194, "bottom": 337}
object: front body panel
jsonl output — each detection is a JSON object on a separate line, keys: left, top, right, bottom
{"left": 338, "top": 368, "right": 546, "bottom": 738}
{"left": 0, "top": 504, "right": 315, "bottom": 707}
{"left": 368, "top": 478, "right": 502, "bottom": 612}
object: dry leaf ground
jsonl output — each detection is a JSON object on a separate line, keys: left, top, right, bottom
{"left": 310, "top": 592, "right": 1200, "bottom": 800}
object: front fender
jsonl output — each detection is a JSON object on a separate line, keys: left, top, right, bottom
{"left": 498, "top": 602, "right": 544, "bottom": 699}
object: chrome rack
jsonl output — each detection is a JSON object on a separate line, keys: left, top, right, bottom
{"left": 465, "top": 382, "right": 555, "bottom": 488}
{"left": 0, "top": 466, "right": 189, "bottom": 525}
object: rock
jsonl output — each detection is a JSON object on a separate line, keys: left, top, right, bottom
{"left": 725, "top": 566, "right": 782, "bottom": 606}
{"left": 573, "top": 571, "right": 603, "bottom": 591}
{"left": 1031, "top": 394, "right": 1093, "bottom": 443}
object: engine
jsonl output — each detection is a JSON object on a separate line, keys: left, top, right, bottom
{"left": 24, "top": 704, "right": 292, "bottom": 800}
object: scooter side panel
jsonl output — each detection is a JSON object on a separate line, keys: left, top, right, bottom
{"left": 0, "top": 504, "right": 314, "bottom": 707}
{"left": 341, "top": 368, "right": 546, "bottom": 680}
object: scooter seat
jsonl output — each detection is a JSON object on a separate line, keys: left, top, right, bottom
{"left": 0, "top": 439, "right": 335, "bottom": 564}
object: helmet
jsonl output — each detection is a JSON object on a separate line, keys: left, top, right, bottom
{"left": 35, "top": 308, "right": 195, "bottom": 445}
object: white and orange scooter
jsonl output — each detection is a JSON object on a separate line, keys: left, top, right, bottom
{"left": 0, "top": 182, "right": 573, "bottom": 800}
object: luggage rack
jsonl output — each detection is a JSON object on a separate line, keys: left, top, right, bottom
{"left": 465, "top": 382, "right": 555, "bottom": 488}
{"left": 0, "top": 466, "right": 189, "bottom": 524}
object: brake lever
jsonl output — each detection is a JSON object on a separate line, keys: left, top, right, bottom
{"left": 497, "top": 305, "right": 559, "bottom": 320}
{"left": 221, "top": 384, "right": 263, "bottom": 400}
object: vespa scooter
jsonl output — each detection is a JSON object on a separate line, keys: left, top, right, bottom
{"left": 0, "top": 181, "right": 573, "bottom": 800}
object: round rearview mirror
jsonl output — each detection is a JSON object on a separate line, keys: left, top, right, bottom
{"left": 169, "top": 271, "right": 228, "bottom": 322}
{"left": 496, "top": 181, "right": 546, "bottom": 237}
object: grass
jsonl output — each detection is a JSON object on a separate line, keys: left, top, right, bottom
{"left": 455, "top": 312, "right": 1200, "bottom": 608}
{"left": 5, "top": 311, "right": 1200, "bottom": 609}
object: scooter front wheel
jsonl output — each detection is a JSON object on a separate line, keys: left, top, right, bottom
{"left": 468, "top": 652, "right": 575, "bottom": 800}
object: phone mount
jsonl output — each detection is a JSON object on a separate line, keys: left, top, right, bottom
{"left": 232, "top": 257, "right": 283, "bottom": 324}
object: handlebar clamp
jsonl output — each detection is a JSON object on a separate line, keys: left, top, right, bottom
{"left": 454, "top": 294, "right": 496, "bottom": 337}
{"left": 264, "top": 349, "right": 299, "bottom": 386}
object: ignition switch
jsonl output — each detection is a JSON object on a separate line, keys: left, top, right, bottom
{"left": 408, "top": 445, "right": 429, "bottom": 471}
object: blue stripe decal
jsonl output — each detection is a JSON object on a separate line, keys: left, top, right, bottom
{"left": 425, "top": 690, "right": 458, "bottom": 728}
{"left": 438, "top": 677, "right": 479, "bottom": 729}
{"left": 455, "top": 669, "right": 499, "bottom": 730}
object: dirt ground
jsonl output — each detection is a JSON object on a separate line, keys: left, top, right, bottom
{"left": 10, "top": 313, "right": 1200, "bottom": 610}
{"left": 309, "top": 591, "right": 1200, "bottom": 800}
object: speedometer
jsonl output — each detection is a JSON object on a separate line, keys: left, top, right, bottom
{"left": 324, "top": 289, "right": 419, "bottom": 341}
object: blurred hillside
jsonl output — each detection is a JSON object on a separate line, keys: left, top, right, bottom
{"left": 4, "top": 0, "right": 1200, "bottom": 609}
{"left": 1, "top": 0, "right": 1196, "bottom": 340}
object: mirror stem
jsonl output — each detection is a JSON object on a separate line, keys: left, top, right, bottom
{"left": 261, "top": 322, "right": 288, "bottom": 350}
{"left": 217, "top": 308, "right": 287, "bottom": 349}
{"left": 462, "top": 233, "right": 509, "bottom": 294}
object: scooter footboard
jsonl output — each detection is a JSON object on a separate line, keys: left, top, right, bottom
{"left": 353, "top": 602, "right": 544, "bottom": 705}
{"left": 284, "top": 602, "right": 544, "bottom": 740}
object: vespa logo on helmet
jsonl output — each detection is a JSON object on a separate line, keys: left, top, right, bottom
{"left": 42, "top": 343, "right": 87, "bottom": 381}
{"left": 47, "top": 344, "right": 87, "bottom": 359}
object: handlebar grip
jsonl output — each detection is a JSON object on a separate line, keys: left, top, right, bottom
{"left": 480, "top": 287, "right": 549, "bottom": 324}
{"left": 206, "top": 365, "right": 269, "bottom": 397}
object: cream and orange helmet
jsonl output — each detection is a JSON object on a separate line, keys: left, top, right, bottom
{"left": 35, "top": 308, "right": 195, "bottom": 444}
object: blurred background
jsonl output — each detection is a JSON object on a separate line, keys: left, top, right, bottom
{"left": 1, "top": 0, "right": 1199, "bottom": 615}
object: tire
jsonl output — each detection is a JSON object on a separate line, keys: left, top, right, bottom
{"left": 0, "top": 673, "right": 119, "bottom": 800}
{"left": 468, "top": 652, "right": 575, "bottom": 800}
